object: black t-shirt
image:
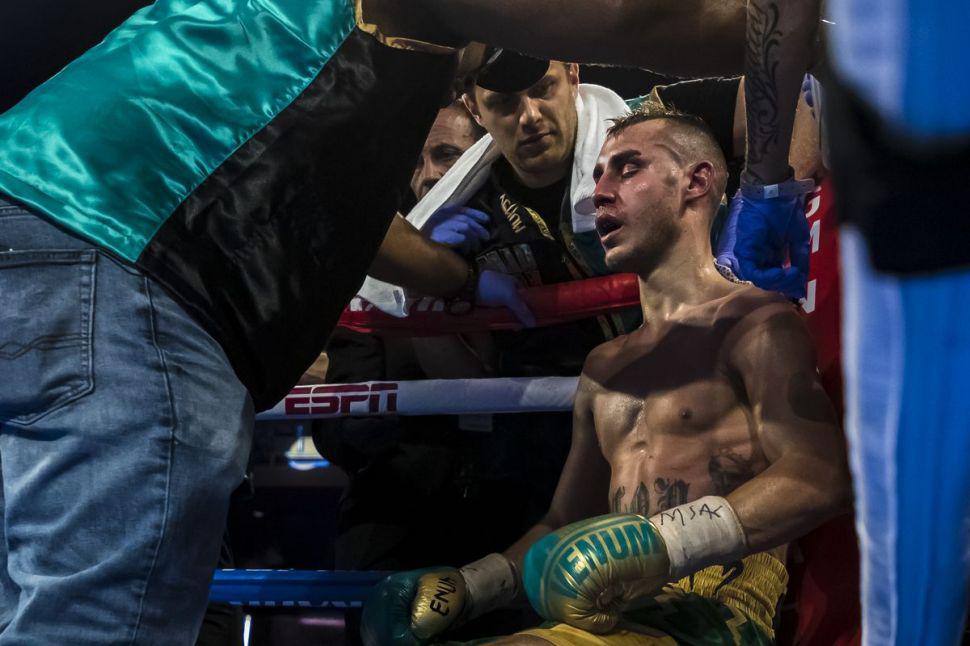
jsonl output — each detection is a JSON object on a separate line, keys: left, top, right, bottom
{"left": 467, "top": 157, "right": 627, "bottom": 376}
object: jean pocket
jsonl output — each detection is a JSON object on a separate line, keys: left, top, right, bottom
{"left": 0, "top": 249, "right": 96, "bottom": 425}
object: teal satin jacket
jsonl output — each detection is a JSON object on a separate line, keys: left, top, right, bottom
{"left": 0, "top": 0, "right": 456, "bottom": 409}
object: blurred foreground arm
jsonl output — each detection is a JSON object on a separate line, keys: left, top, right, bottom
{"left": 366, "top": 0, "right": 747, "bottom": 77}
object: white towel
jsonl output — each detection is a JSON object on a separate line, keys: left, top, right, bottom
{"left": 358, "top": 83, "right": 630, "bottom": 317}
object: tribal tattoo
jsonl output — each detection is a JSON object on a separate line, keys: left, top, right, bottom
{"left": 744, "top": 1, "right": 783, "bottom": 178}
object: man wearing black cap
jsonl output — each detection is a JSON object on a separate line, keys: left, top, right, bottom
{"left": 360, "top": 53, "right": 636, "bottom": 369}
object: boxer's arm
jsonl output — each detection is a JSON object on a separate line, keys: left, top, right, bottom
{"left": 725, "top": 302, "right": 851, "bottom": 553}
{"left": 504, "top": 372, "right": 611, "bottom": 575}
{"left": 743, "top": 0, "right": 820, "bottom": 184}
{"left": 370, "top": 0, "right": 747, "bottom": 77}
{"left": 369, "top": 214, "right": 469, "bottom": 297}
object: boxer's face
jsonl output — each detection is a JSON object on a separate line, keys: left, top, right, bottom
{"left": 464, "top": 63, "right": 579, "bottom": 188}
{"left": 411, "top": 104, "right": 481, "bottom": 201}
{"left": 592, "top": 121, "right": 685, "bottom": 274}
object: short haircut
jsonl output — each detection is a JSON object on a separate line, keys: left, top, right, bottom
{"left": 607, "top": 105, "right": 729, "bottom": 202}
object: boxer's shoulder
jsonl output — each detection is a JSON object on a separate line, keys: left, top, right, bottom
{"left": 713, "top": 284, "right": 800, "bottom": 331}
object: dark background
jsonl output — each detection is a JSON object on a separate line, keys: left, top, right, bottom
{"left": 0, "top": 1, "right": 152, "bottom": 113}
{"left": 0, "top": 1, "right": 675, "bottom": 115}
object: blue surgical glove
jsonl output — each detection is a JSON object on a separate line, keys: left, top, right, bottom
{"left": 476, "top": 269, "right": 536, "bottom": 328}
{"left": 425, "top": 205, "right": 491, "bottom": 256}
{"left": 802, "top": 74, "right": 816, "bottom": 111}
{"left": 714, "top": 194, "right": 742, "bottom": 279}
{"left": 733, "top": 189, "right": 812, "bottom": 300}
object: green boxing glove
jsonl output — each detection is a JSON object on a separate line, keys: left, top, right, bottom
{"left": 523, "top": 496, "right": 748, "bottom": 634}
{"left": 361, "top": 554, "right": 519, "bottom": 646}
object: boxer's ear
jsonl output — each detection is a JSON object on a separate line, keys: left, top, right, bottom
{"left": 685, "top": 161, "right": 715, "bottom": 204}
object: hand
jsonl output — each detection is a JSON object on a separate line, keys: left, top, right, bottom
{"left": 361, "top": 567, "right": 468, "bottom": 646}
{"left": 476, "top": 269, "right": 536, "bottom": 328}
{"left": 426, "top": 205, "right": 492, "bottom": 256}
{"left": 733, "top": 188, "right": 812, "bottom": 300}
{"left": 522, "top": 514, "right": 671, "bottom": 634}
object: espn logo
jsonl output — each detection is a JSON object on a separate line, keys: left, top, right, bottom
{"left": 284, "top": 383, "right": 398, "bottom": 417}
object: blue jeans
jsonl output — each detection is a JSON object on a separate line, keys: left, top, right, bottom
{"left": 0, "top": 199, "right": 253, "bottom": 644}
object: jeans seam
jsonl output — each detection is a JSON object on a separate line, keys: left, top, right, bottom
{"left": 127, "top": 276, "right": 178, "bottom": 646}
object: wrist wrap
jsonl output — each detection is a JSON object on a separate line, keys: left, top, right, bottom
{"left": 649, "top": 496, "right": 748, "bottom": 580}
{"left": 459, "top": 553, "right": 520, "bottom": 619}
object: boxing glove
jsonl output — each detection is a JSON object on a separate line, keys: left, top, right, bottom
{"left": 522, "top": 496, "right": 747, "bottom": 634}
{"left": 361, "top": 553, "right": 518, "bottom": 646}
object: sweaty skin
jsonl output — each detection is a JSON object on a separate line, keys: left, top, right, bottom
{"left": 584, "top": 286, "right": 796, "bottom": 566}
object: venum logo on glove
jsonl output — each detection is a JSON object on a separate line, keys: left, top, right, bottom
{"left": 523, "top": 514, "right": 672, "bottom": 634}
{"left": 545, "top": 516, "right": 660, "bottom": 599}
{"left": 411, "top": 571, "right": 467, "bottom": 639}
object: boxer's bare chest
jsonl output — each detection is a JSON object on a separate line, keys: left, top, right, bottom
{"left": 585, "top": 308, "right": 769, "bottom": 517}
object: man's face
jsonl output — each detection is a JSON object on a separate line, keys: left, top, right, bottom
{"left": 465, "top": 63, "right": 579, "bottom": 187}
{"left": 412, "top": 104, "right": 481, "bottom": 201}
{"left": 592, "top": 121, "right": 686, "bottom": 274}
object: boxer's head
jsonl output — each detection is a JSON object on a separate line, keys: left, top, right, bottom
{"left": 592, "top": 108, "right": 727, "bottom": 275}
{"left": 462, "top": 52, "right": 579, "bottom": 189}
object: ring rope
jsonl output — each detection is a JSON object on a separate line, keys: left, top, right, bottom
{"left": 257, "top": 376, "right": 577, "bottom": 421}
{"left": 338, "top": 273, "right": 639, "bottom": 336}
{"left": 211, "top": 569, "right": 389, "bottom": 607}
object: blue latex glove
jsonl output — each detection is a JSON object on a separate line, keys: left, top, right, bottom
{"left": 802, "top": 74, "right": 816, "bottom": 112}
{"left": 425, "top": 205, "right": 491, "bottom": 256}
{"left": 714, "top": 194, "right": 742, "bottom": 279}
{"left": 801, "top": 73, "right": 824, "bottom": 119}
{"left": 732, "top": 189, "right": 812, "bottom": 300}
{"left": 477, "top": 269, "right": 536, "bottom": 328}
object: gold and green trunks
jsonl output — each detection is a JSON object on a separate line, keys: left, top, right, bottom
{"left": 457, "top": 552, "right": 788, "bottom": 646}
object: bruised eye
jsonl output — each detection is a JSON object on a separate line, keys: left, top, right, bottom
{"left": 621, "top": 163, "right": 640, "bottom": 178}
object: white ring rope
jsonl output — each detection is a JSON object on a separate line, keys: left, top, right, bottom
{"left": 257, "top": 376, "right": 578, "bottom": 420}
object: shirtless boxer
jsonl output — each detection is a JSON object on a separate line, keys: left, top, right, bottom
{"left": 362, "top": 107, "right": 850, "bottom": 645}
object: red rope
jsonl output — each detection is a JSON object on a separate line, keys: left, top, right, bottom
{"left": 338, "top": 273, "right": 640, "bottom": 336}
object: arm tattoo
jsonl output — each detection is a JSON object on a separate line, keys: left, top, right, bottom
{"left": 708, "top": 449, "right": 758, "bottom": 495}
{"left": 611, "top": 482, "right": 651, "bottom": 515}
{"left": 744, "top": 1, "right": 783, "bottom": 176}
{"left": 654, "top": 478, "right": 690, "bottom": 511}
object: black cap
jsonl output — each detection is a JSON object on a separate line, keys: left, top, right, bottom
{"left": 473, "top": 48, "right": 551, "bottom": 93}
